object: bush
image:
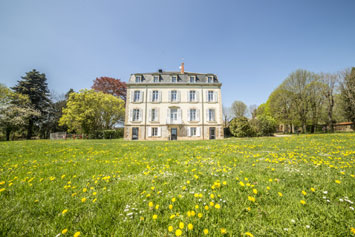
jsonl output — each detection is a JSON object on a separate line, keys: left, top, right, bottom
{"left": 103, "top": 130, "right": 116, "bottom": 139}
{"left": 229, "top": 117, "right": 256, "bottom": 137}
{"left": 256, "top": 115, "right": 277, "bottom": 136}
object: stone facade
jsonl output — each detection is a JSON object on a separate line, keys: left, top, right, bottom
{"left": 124, "top": 67, "right": 223, "bottom": 140}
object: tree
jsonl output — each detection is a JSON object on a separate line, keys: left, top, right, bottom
{"left": 59, "top": 89, "right": 125, "bottom": 135}
{"left": 12, "top": 69, "right": 51, "bottom": 139}
{"left": 222, "top": 105, "right": 233, "bottom": 128}
{"left": 255, "top": 115, "right": 277, "bottom": 136}
{"left": 92, "top": 77, "right": 127, "bottom": 101}
{"left": 229, "top": 116, "right": 255, "bottom": 137}
{"left": 306, "top": 77, "right": 325, "bottom": 133}
{"left": 0, "top": 86, "right": 39, "bottom": 141}
{"left": 248, "top": 104, "right": 258, "bottom": 119}
{"left": 231, "top": 100, "right": 247, "bottom": 118}
{"left": 319, "top": 73, "right": 338, "bottom": 132}
{"left": 340, "top": 67, "right": 355, "bottom": 127}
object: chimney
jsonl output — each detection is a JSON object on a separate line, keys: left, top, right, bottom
{"left": 180, "top": 62, "right": 184, "bottom": 74}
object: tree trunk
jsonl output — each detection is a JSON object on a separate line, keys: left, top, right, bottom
{"left": 6, "top": 128, "right": 11, "bottom": 141}
{"left": 27, "top": 118, "right": 33, "bottom": 139}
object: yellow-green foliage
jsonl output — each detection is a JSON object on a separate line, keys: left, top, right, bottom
{"left": 0, "top": 134, "right": 355, "bottom": 236}
{"left": 59, "top": 89, "right": 125, "bottom": 134}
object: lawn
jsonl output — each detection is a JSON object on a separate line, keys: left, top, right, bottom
{"left": 0, "top": 134, "right": 355, "bottom": 236}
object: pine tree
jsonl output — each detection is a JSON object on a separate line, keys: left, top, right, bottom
{"left": 12, "top": 69, "right": 51, "bottom": 139}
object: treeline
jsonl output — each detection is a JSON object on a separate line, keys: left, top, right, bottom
{"left": 0, "top": 70, "right": 127, "bottom": 141}
{"left": 224, "top": 67, "right": 355, "bottom": 137}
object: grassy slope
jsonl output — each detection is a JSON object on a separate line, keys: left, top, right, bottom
{"left": 0, "top": 134, "right": 355, "bottom": 236}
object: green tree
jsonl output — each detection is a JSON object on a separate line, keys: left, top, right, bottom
{"left": 255, "top": 115, "right": 277, "bottom": 136}
{"left": 229, "top": 116, "right": 255, "bottom": 137}
{"left": 340, "top": 67, "right": 355, "bottom": 127}
{"left": 59, "top": 89, "right": 125, "bottom": 135}
{"left": 12, "top": 69, "right": 51, "bottom": 139}
{"left": 0, "top": 86, "right": 40, "bottom": 141}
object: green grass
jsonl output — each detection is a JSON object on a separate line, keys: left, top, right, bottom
{"left": 1, "top": 134, "right": 355, "bottom": 236}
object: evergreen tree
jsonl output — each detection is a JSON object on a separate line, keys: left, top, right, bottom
{"left": 12, "top": 69, "right": 51, "bottom": 139}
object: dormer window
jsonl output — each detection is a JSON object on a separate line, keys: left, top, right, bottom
{"left": 172, "top": 76, "right": 177, "bottom": 83}
{"left": 208, "top": 76, "right": 213, "bottom": 83}
{"left": 153, "top": 76, "right": 159, "bottom": 83}
{"left": 190, "top": 76, "right": 196, "bottom": 83}
{"left": 135, "top": 75, "right": 142, "bottom": 83}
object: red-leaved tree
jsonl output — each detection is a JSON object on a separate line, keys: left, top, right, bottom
{"left": 92, "top": 77, "right": 127, "bottom": 102}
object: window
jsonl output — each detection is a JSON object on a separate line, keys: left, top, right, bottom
{"left": 208, "top": 91, "right": 214, "bottom": 102}
{"left": 171, "top": 90, "right": 177, "bottom": 102}
{"left": 172, "top": 76, "right": 177, "bottom": 83}
{"left": 153, "top": 76, "right": 159, "bottom": 83}
{"left": 190, "top": 127, "right": 197, "bottom": 136}
{"left": 189, "top": 91, "right": 196, "bottom": 102}
{"left": 208, "top": 109, "right": 215, "bottom": 121}
{"left": 170, "top": 109, "right": 178, "bottom": 121}
{"left": 134, "top": 91, "right": 141, "bottom": 102}
{"left": 190, "top": 109, "right": 196, "bottom": 121}
{"left": 135, "top": 76, "right": 141, "bottom": 83}
{"left": 133, "top": 109, "right": 140, "bottom": 121}
{"left": 152, "top": 127, "right": 158, "bottom": 136}
{"left": 208, "top": 76, "right": 213, "bottom": 83}
{"left": 152, "top": 90, "right": 159, "bottom": 102}
{"left": 151, "top": 109, "right": 157, "bottom": 121}
{"left": 190, "top": 76, "right": 196, "bottom": 83}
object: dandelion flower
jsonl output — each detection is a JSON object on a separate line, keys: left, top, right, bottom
{"left": 310, "top": 188, "right": 315, "bottom": 192}
{"left": 168, "top": 226, "right": 173, "bottom": 232}
{"left": 204, "top": 205, "right": 209, "bottom": 210}
{"left": 253, "top": 189, "right": 258, "bottom": 195}
{"left": 221, "top": 228, "right": 227, "bottom": 234}
{"left": 152, "top": 214, "right": 158, "bottom": 220}
{"left": 335, "top": 180, "right": 341, "bottom": 184}
{"left": 61, "top": 229, "right": 68, "bottom": 234}
{"left": 302, "top": 190, "right": 307, "bottom": 196}
{"left": 215, "top": 203, "right": 221, "bottom": 209}
{"left": 73, "top": 232, "right": 80, "bottom": 237}
{"left": 175, "top": 229, "right": 182, "bottom": 236}
{"left": 83, "top": 188, "right": 87, "bottom": 192}
{"left": 198, "top": 213, "right": 203, "bottom": 218}
{"left": 248, "top": 196, "right": 255, "bottom": 202}
{"left": 203, "top": 229, "right": 209, "bottom": 235}
{"left": 172, "top": 197, "right": 176, "bottom": 202}
{"left": 300, "top": 200, "right": 306, "bottom": 205}
{"left": 81, "top": 198, "right": 86, "bottom": 203}
{"left": 62, "top": 209, "right": 68, "bottom": 215}
{"left": 278, "top": 192, "right": 283, "bottom": 197}
{"left": 245, "top": 232, "right": 254, "bottom": 237}
{"left": 188, "top": 223, "right": 193, "bottom": 230}
{"left": 179, "top": 222, "right": 184, "bottom": 229}
{"left": 169, "top": 204, "right": 173, "bottom": 210}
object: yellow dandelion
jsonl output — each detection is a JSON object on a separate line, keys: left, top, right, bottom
{"left": 300, "top": 200, "right": 306, "bottom": 205}
{"left": 140, "top": 216, "right": 144, "bottom": 221}
{"left": 93, "top": 192, "right": 97, "bottom": 196}
{"left": 204, "top": 205, "right": 209, "bottom": 210}
{"left": 172, "top": 197, "right": 176, "bottom": 202}
{"left": 0, "top": 188, "right": 6, "bottom": 193}
{"left": 83, "top": 188, "right": 87, "bottom": 192}
{"left": 62, "top": 209, "right": 68, "bottom": 215}
{"left": 191, "top": 210, "right": 195, "bottom": 216}
{"left": 221, "top": 228, "right": 227, "bottom": 234}
{"left": 169, "top": 204, "right": 173, "bottom": 210}
{"left": 81, "top": 198, "right": 86, "bottom": 203}
{"left": 170, "top": 214, "right": 176, "bottom": 219}
{"left": 175, "top": 229, "right": 182, "bottom": 236}
{"left": 179, "top": 222, "right": 184, "bottom": 229}
{"left": 302, "top": 190, "right": 307, "bottom": 196}
{"left": 335, "top": 180, "right": 341, "bottom": 184}
{"left": 168, "top": 226, "right": 173, "bottom": 232}
{"left": 310, "top": 187, "right": 315, "bottom": 192}
{"left": 278, "top": 192, "right": 283, "bottom": 197}
{"left": 215, "top": 203, "right": 221, "bottom": 209}
{"left": 203, "top": 229, "right": 209, "bottom": 235}
{"left": 248, "top": 196, "right": 255, "bottom": 202}
{"left": 149, "top": 202, "right": 153, "bottom": 207}
{"left": 73, "top": 232, "right": 80, "bottom": 237}
{"left": 195, "top": 205, "right": 199, "bottom": 209}
{"left": 239, "top": 181, "right": 245, "bottom": 187}
{"left": 198, "top": 213, "right": 203, "bottom": 218}
{"left": 188, "top": 223, "right": 193, "bottom": 230}
{"left": 92, "top": 198, "right": 97, "bottom": 203}
{"left": 210, "top": 194, "right": 215, "bottom": 199}
{"left": 245, "top": 232, "right": 254, "bottom": 237}
{"left": 155, "top": 204, "right": 159, "bottom": 210}
{"left": 351, "top": 227, "right": 355, "bottom": 234}
{"left": 253, "top": 189, "right": 258, "bottom": 195}
{"left": 266, "top": 186, "right": 270, "bottom": 190}
{"left": 62, "top": 229, "right": 68, "bottom": 234}
{"left": 152, "top": 214, "right": 158, "bottom": 220}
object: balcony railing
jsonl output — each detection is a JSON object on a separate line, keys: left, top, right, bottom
{"left": 166, "top": 118, "right": 182, "bottom": 124}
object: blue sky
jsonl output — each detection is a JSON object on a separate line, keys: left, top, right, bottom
{"left": 1, "top": 0, "right": 354, "bottom": 107}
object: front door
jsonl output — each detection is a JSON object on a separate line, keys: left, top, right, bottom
{"left": 171, "top": 128, "right": 177, "bottom": 140}
{"left": 132, "top": 127, "right": 139, "bottom": 140}
{"left": 209, "top": 127, "right": 216, "bottom": 140}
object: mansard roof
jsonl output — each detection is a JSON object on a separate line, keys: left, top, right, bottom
{"left": 128, "top": 71, "right": 220, "bottom": 84}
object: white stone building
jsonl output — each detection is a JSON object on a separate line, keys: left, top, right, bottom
{"left": 124, "top": 64, "right": 223, "bottom": 140}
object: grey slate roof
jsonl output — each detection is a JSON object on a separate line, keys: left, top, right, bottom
{"left": 128, "top": 71, "right": 220, "bottom": 84}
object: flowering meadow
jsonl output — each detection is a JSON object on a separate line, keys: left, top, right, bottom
{"left": 1, "top": 134, "right": 355, "bottom": 236}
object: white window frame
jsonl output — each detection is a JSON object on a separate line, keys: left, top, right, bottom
{"left": 208, "top": 91, "right": 214, "bottom": 102}
{"left": 170, "top": 108, "right": 178, "bottom": 121}
{"left": 208, "top": 109, "right": 215, "bottom": 122}
{"left": 134, "top": 91, "right": 141, "bottom": 102}
{"left": 172, "top": 76, "right": 177, "bottom": 83}
{"left": 190, "top": 109, "right": 196, "bottom": 121}
{"left": 135, "top": 76, "right": 142, "bottom": 83}
{"left": 190, "top": 127, "right": 197, "bottom": 136}
{"left": 152, "top": 90, "right": 159, "bottom": 102}
{"left": 152, "top": 127, "right": 158, "bottom": 136}
{"left": 133, "top": 109, "right": 140, "bottom": 121}
{"left": 190, "top": 76, "right": 196, "bottom": 83}
{"left": 171, "top": 90, "right": 177, "bottom": 102}
{"left": 189, "top": 90, "right": 196, "bottom": 102}
{"left": 153, "top": 76, "right": 159, "bottom": 83}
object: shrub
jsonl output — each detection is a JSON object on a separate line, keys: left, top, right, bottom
{"left": 256, "top": 115, "right": 277, "bottom": 136}
{"left": 229, "top": 117, "right": 256, "bottom": 137}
